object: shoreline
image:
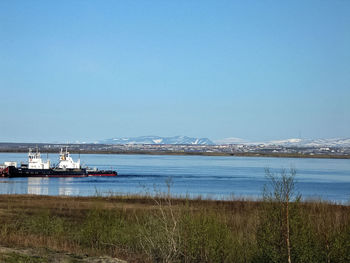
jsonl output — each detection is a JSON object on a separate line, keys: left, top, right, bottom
{"left": 0, "top": 149, "right": 349, "bottom": 159}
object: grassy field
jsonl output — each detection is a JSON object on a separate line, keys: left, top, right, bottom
{"left": 0, "top": 192, "right": 349, "bottom": 263}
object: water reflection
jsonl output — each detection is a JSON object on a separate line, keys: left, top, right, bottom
{"left": 0, "top": 180, "right": 16, "bottom": 194}
{"left": 28, "top": 178, "right": 49, "bottom": 195}
{"left": 58, "top": 178, "right": 79, "bottom": 196}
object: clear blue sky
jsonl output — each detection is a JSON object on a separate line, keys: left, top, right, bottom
{"left": 0, "top": 0, "right": 349, "bottom": 143}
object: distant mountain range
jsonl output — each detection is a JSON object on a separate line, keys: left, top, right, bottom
{"left": 98, "top": 136, "right": 350, "bottom": 147}
{"left": 265, "top": 138, "right": 350, "bottom": 147}
{"left": 99, "top": 136, "right": 214, "bottom": 145}
{"left": 216, "top": 138, "right": 350, "bottom": 147}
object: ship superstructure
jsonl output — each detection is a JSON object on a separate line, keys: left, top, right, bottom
{"left": 28, "top": 148, "right": 50, "bottom": 169}
{"left": 0, "top": 148, "right": 117, "bottom": 178}
{"left": 58, "top": 147, "right": 80, "bottom": 169}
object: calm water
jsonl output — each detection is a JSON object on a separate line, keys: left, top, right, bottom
{"left": 0, "top": 153, "right": 349, "bottom": 202}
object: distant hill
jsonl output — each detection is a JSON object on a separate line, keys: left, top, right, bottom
{"left": 99, "top": 136, "right": 214, "bottom": 145}
{"left": 265, "top": 138, "right": 350, "bottom": 147}
{"left": 98, "top": 136, "right": 350, "bottom": 147}
{"left": 216, "top": 137, "right": 350, "bottom": 147}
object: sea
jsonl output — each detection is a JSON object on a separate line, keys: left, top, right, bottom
{"left": 0, "top": 153, "right": 349, "bottom": 203}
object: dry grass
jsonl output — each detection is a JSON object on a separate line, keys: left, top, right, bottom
{"left": 0, "top": 194, "right": 349, "bottom": 263}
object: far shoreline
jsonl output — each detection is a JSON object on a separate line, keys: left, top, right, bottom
{"left": 0, "top": 149, "right": 349, "bottom": 160}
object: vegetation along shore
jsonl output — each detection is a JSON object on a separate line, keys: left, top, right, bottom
{"left": 1, "top": 146, "right": 350, "bottom": 160}
{"left": 1, "top": 142, "right": 350, "bottom": 159}
{"left": 0, "top": 171, "right": 349, "bottom": 262}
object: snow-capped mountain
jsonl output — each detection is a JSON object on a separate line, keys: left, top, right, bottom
{"left": 216, "top": 137, "right": 350, "bottom": 147}
{"left": 99, "top": 136, "right": 214, "bottom": 145}
{"left": 99, "top": 136, "right": 350, "bottom": 147}
{"left": 264, "top": 138, "right": 350, "bottom": 147}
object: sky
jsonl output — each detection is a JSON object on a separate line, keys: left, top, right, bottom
{"left": 0, "top": 0, "right": 349, "bottom": 143}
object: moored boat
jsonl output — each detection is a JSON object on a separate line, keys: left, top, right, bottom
{"left": 3, "top": 165, "right": 88, "bottom": 178}
{"left": 0, "top": 148, "right": 117, "bottom": 178}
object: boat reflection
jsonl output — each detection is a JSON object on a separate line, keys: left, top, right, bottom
{"left": 58, "top": 178, "right": 79, "bottom": 196}
{"left": 27, "top": 178, "right": 49, "bottom": 195}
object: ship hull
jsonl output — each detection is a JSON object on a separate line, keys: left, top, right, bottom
{"left": 3, "top": 166, "right": 87, "bottom": 178}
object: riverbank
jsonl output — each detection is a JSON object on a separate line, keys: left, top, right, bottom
{"left": 1, "top": 149, "right": 350, "bottom": 159}
{"left": 0, "top": 194, "right": 349, "bottom": 262}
